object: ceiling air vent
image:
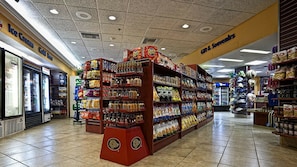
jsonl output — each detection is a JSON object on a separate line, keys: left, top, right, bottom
{"left": 142, "top": 37, "right": 158, "bottom": 44}
{"left": 81, "top": 32, "right": 100, "bottom": 39}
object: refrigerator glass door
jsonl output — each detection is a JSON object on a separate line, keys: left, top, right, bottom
{"left": 4, "top": 51, "right": 22, "bottom": 117}
{"left": 0, "top": 49, "right": 2, "bottom": 119}
{"left": 32, "top": 72, "right": 41, "bottom": 112}
{"left": 24, "top": 69, "right": 32, "bottom": 112}
{"left": 42, "top": 75, "right": 50, "bottom": 113}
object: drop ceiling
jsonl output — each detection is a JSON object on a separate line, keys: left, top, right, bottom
{"left": 1, "top": 0, "right": 276, "bottom": 71}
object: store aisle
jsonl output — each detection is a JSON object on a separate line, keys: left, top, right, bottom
{"left": 0, "top": 113, "right": 297, "bottom": 167}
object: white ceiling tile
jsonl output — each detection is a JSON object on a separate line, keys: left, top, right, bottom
{"left": 128, "top": 0, "right": 160, "bottom": 16}
{"left": 31, "top": 0, "right": 65, "bottom": 4}
{"left": 156, "top": 0, "right": 191, "bottom": 19}
{"left": 68, "top": 6, "right": 99, "bottom": 22}
{"left": 125, "top": 13, "right": 153, "bottom": 28}
{"left": 121, "top": 43, "right": 140, "bottom": 50}
{"left": 209, "top": 10, "right": 253, "bottom": 26}
{"left": 98, "top": 10, "right": 126, "bottom": 25}
{"left": 83, "top": 39, "right": 103, "bottom": 48}
{"left": 56, "top": 30, "right": 81, "bottom": 39}
{"left": 160, "top": 39, "right": 199, "bottom": 48}
{"left": 222, "top": 0, "right": 276, "bottom": 13}
{"left": 103, "top": 42, "right": 122, "bottom": 49}
{"left": 63, "top": 38, "right": 84, "bottom": 46}
{"left": 101, "top": 24, "right": 124, "bottom": 35}
{"left": 47, "top": 18, "right": 76, "bottom": 31}
{"left": 192, "top": 0, "right": 224, "bottom": 8}
{"left": 74, "top": 21, "right": 100, "bottom": 33}
{"left": 185, "top": 4, "right": 216, "bottom": 22}
{"left": 122, "top": 36, "right": 143, "bottom": 44}
{"left": 123, "top": 26, "right": 146, "bottom": 36}
{"left": 145, "top": 28, "right": 169, "bottom": 39}
{"left": 150, "top": 16, "right": 177, "bottom": 30}
{"left": 65, "top": 0, "right": 97, "bottom": 8}
{"left": 165, "top": 30, "right": 189, "bottom": 40}
{"left": 88, "top": 50, "right": 105, "bottom": 58}
{"left": 193, "top": 24, "right": 233, "bottom": 36}
{"left": 101, "top": 34, "right": 123, "bottom": 42}
{"left": 172, "top": 0, "right": 194, "bottom": 3}
{"left": 34, "top": 3, "right": 71, "bottom": 19}
{"left": 97, "top": 0, "right": 129, "bottom": 12}
{"left": 185, "top": 33, "right": 216, "bottom": 43}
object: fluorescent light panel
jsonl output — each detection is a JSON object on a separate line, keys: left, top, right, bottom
{"left": 217, "top": 69, "right": 234, "bottom": 73}
{"left": 202, "top": 64, "right": 224, "bottom": 68}
{"left": 245, "top": 60, "right": 267, "bottom": 65}
{"left": 218, "top": 58, "right": 244, "bottom": 62}
{"left": 240, "top": 49, "right": 271, "bottom": 54}
{"left": 214, "top": 75, "right": 229, "bottom": 78}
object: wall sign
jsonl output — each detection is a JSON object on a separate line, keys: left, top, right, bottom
{"left": 38, "top": 46, "right": 53, "bottom": 61}
{"left": 201, "top": 33, "right": 236, "bottom": 54}
{"left": 8, "top": 24, "right": 34, "bottom": 48}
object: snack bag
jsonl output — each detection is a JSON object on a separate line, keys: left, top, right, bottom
{"left": 283, "top": 104, "right": 293, "bottom": 117}
{"left": 287, "top": 47, "right": 297, "bottom": 60}
{"left": 293, "top": 105, "right": 297, "bottom": 117}
{"left": 278, "top": 50, "right": 288, "bottom": 62}
{"left": 123, "top": 49, "right": 133, "bottom": 61}
{"left": 272, "top": 53, "right": 279, "bottom": 64}
{"left": 91, "top": 59, "right": 98, "bottom": 70}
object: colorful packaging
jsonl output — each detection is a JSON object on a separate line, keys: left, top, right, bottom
{"left": 287, "top": 47, "right": 297, "bottom": 60}
{"left": 123, "top": 49, "right": 133, "bottom": 62}
{"left": 132, "top": 47, "right": 143, "bottom": 60}
{"left": 144, "top": 46, "right": 158, "bottom": 60}
{"left": 293, "top": 105, "right": 297, "bottom": 117}
{"left": 278, "top": 50, "right": 288, "bottom": 62}
{"left": 283, "top": 104, "right": 293, "bottom": 117}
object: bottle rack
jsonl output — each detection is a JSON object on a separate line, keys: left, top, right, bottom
{"left": 80, "top": 58, "right": 116, "bottom": 134}
{"left": 142, "top": 62, "right": 213, "bottom": 154}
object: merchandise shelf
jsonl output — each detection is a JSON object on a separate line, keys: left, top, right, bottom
{"left": 153, "top": 81, "right": 180, "bottom": 88}
{"left": 180, "top": 125, "right": 197, "bottom": 137}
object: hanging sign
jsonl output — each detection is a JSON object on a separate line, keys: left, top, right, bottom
{"left": 201, "top": 33, "right": 236, "bottom": 54}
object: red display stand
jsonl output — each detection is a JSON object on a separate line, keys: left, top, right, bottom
{"left": 100, "top": 126, "right": 149, "bottom": 166}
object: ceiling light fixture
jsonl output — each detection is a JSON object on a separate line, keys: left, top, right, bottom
{"left": 109, "top": 44, "right": 114, "bottom": 47}
{"left": 255, "top": 71, "right": 262, "bottom": 73}
{"left": 218, "top": 58, "right": 244, "bottom": 62}
{"left": 82, "top": 56, "right": 85, "bottom": 59}
{"left": 71, "top": 41, "right": 76, "bottom": 44}
{"left": 202, "top": 64, "right": 225, "bottom": 68}
{"left": 76, "top": 11, "right": 92, "bottom": 20}
{"left": 245, "top": 60, "right": 268, "bottom": 65}
{"left": 50, "top": 9, "right": 59, "bottom": 15}
{"left": 214, "top": 75, "right": 229, "bottom": 78}
{"left": 199, "top": 26, "right": 213, "bottom": 32}
{"left": 240, "top": 49, "right": 271, "bottom": 54}
{"left": 161, "top": 47, "right": 166, "bottom": 50}
{"left": 182, "top": 24, "right": 190, "bottom": 29}
{"left": 217, "top": 69, "right": 234, "bottom": 73}
{"left": 108, "top": 15, "right": 117, "bottom": 21}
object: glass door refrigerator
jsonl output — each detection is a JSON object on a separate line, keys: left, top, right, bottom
{"left": 213, "top": 82, "right": 230, "bottom": 111}
{"left": 0, "top": 48, "right": 24, "bottom": 137}
{"left": 24, "top": 65, "right": 42, "bottom": 129}
{"left": 41, "top": 67, "right": 51, "bottom": 123}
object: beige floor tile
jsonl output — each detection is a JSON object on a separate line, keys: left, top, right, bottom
{"left": 259, "top": 159, "right": 297, "bottom": 167}
{"left": 45, "top": 158, "right": 90, "bottom": 167}
{"left": 0, "top": 156, "right": 19, "bottom": 166}
{"left": 224, "top": 147, "right": 257, "bottom": 159}
{"left": 9, "top": 149, "right": 52, "bottom": 161}
{"left": 5, "top": 162, "right": 29, "bottom": 167}
{"left": 21, "top": 153, "right": 71, "bottom": 167}
{"left": 220, "top": 154, "right": 259, "bottom": 167}
{"left": 218, "top": 164, "right": 233, "bottom": 167}
{"left": 176, "top": 160, "right": 218, "bottom": 167}
{"left": 184, "top": 150, "right": 223, "bottom": 163}
{"left": 154, "top": 147, "right": 193, "bottom": 157}
{"left": 192, "top": 144, "right": 226, "bottom": 154}
{"left": 0, "top": 145, "right": 38, "bottom": 156}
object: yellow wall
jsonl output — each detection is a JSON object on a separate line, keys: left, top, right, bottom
{"left": 180, "top": 2, "right": 278, "bottom": 65}
{"left": 0, "top": 9, "right": 74, "bottom": 75}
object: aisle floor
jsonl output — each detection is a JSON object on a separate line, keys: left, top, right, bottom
{"left": 1, "top": 112, "right": 297, "bottom": 167}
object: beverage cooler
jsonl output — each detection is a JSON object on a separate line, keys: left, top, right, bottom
{"left": 24, "top": 65, "right": 42, "bottom": 129}
{"left": 0, "top": 48, "right": 24, "bottom": 138}
{"left": 213, "top": 82, "right": 230, "bottom": 111}
{"left": 41, "top": 67, "right": 51, "bottom": 123}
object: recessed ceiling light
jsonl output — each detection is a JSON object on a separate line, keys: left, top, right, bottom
{"left": 161, "top": 47, "right": 166, "bottom": 50}
{"left": 240, "top": 49, "right": 271, "bottom": 54}
{"left": 245, "top": 60, "right": 267, "bottom": 65}
{"left": 108, "top": 15, "right": 117, "bottom": 21}
{"left": 202, "top": 64, "right": 225, "bottom": 68}
{"left": 82, "top": 56, "right": 85, "bottom": 59}
{"left": 199, "top": 26, "right": 213, "bottom": 32}
{"left": 182, "top": 24, "right": 190, "bottom": 29}
{"left": 76, "top": 11, "right": 92, "bottom": 20}
{"left": 109, "top": 43, "right": 114, "bottom": 47}
{"left": 50, "top": 9, "right": 59, "bottom": 15}
{"left": 217, "top": 69, "right": 234, "bottom": 73}
{"left": 218, "top": 58, "right": 244, "bottom": 62}
{"left": 71, "top": 41, "right": 76, "bottom": 44}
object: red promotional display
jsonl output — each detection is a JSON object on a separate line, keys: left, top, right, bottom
{"left": 100, "top": 126, "right": 149, "bottom": 166}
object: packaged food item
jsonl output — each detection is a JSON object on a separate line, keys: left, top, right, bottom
{"left": 286, "top": 66, "right": 296, "bottom": 79}
{"left": 278, "top": 50, "right": 288, "bottom": 62}
{"left": 283, "top": 104, "right": 293, "bottom": 117}
{"left": 144, "top": 46, "right": 158, "bottom": 60}
{"left": 92, "top": 99, "right": 100, "bottom": 109}
{"left": 132, "top": 47, "right": 143, "bottom": 60}
{"left": 287, "top": 47, "right": 297, "bottom": 60}
{"left": 272, "top": 53, "right": 279, "bottom": 64}
{"left": 123, "top": 49, "right": 133, "bottom": 62}
{"left": 273, "top": 67, "right": 286, "bottom": 80}
{"left": 91, "top": 59, "right": 99, "bottom": 70}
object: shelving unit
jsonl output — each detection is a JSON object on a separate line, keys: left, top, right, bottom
{"left": 50, "top": 71, "right": 68, "bottom": 118}
{"left": 80, "top": 58, "right": 116, "bottom": 134}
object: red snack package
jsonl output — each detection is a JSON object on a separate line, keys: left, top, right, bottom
{"left": 144, "top": 46, "right": 158, "bottom": 60}
{"left": 132, "top": 47, "right": 143, "bottom": 60}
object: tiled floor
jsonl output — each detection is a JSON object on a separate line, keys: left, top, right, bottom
{"left": 1, "top": 112, "right": 297, "bottom": 167}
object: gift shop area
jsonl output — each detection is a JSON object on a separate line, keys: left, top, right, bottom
{"left": 1, "top": 0, "right": 297, "bottom": 167}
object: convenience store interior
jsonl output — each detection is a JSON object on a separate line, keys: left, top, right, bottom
{"left": 1, "top": 0, "right": 297, "bottom": 167}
